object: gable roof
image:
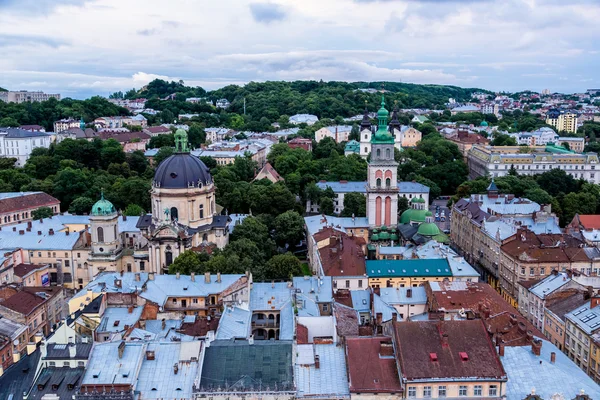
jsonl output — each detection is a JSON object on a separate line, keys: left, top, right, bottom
{"left": 345, "top": 337, "right": 402, "bottom": 393}
{"left": 0, "top": 192, "right": 59, "bottom": 214}
{"left": 578, "top": 214, "right": 600, "bottom": 230}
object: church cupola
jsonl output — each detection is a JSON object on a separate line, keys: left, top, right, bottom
{"left": 388, "top": 102, "right": 402, "bottom": 133}
{"left": 360, "top": 102, "right": 372, "bottom": 132}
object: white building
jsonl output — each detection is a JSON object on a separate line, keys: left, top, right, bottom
{"left": 205, "top": 127, "right": 236, "bottom": 143}
{"left": 0, "top": 127, "right": 53, "bottom": 166}
{"left": 54, "top": 118, "right": 83, "bottom": 133}
{"left": 314, "top": 125, "right": 353, "bottom": 143}
{"left": 0, "top": 90, "right": 60, "bottom": 103}
{"left": 481, "top": 103, "right": 500, "bottom": 117}
{"left": 215, "top": 98, "right": 230, "bottom": 109}
{"left": 289, "top": 114, "right": 319, "bottom": 125}
{"left": 509, "top": 127, "right": 558, "bottom": 146}
{"left": 306, "top": 181, "right": 430, "bottom": 215}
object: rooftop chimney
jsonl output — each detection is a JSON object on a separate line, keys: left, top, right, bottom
{"left": 128, "top": 306, "right": 134, "bottom": 314}
{"left": 217, "top": 272, "right": 221, "bottom": 283}
{"left": 149, "top": 272, "right": 155, "bottom": 281}
{"left": 27, "top": 221, "right": 32, "bottom": 228}
{"left": 176, "top": 272, "right": 180, "bottom": 280}
{"left": 532, "top": 339, "right": 542, "bottom": 356}
{"left": 591, "top": 296, "right": 600, "bottom": 309}
{"left": 37, "top": 231, "right": 42, "bottom": 235}
{"left": 135, "top": 273, "right": 140, "bottom": 282}
{"left": 146, "top": 350, "right": 155, "bottom": 360}
{"left": 161, "top": 318, "right": 166, "bottom": 330}
{"left": 173, "top": 363, "right": 179, "bottom": 375}
{"left": 18, "top": 230, "right": 24, "bottom": 235}
{"left": 120, "top": 270, "right": 124, "bottom": 277}
{"left": 406, "top": 288, "right": 412, "bottom": 298}
{"left": 118, "top": 341, "right": 126, "bottom": 359}
{"left": 69, "top": 343, "right": 76, "bottom": 359}
{"left": 441, "top": 333, "right": 449, "bottom": 348}
{"left": 115, "top": 279, "right": 122, "bottom": 288}
{"left": 498, "top": 343, "right": 505, "bottom": 357}
{"left": 190, "top": 272, "right": 195, "bottom": 282}
{"left": 48, "top": 228, "right": 54, "bottom": 235}
{"left": 122, "top": 215, "right": 127, "bottom": 221}
{"left": 314, "top": 355, "right": 320, "bottom": 369}
{"left": 379, "top": 341, "right": 394, "bottom": 357}
{"left": 12, "top": 227, "right": 16, "bottom": 232}
{"left": 550, "top": 351, "right": 556, "bottom": 363}
{"left": 376, "top": 312, "right": 383, "bottom": 326}
{"left": 509, "top": 314, "right": 518, "bottom": 326}
{"left": 204, "top": 272, "right": 210, "bottom": 283}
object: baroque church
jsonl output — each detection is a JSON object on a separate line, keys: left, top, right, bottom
{"left": 359, "top": 101, "right": 405, "bottom": 158}
{"left": 87, "top": 128, "right": 230, "bottom": 276}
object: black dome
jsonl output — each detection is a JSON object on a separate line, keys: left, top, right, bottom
{"left": 153, "top": 153, "right": 212, "bottom": 189}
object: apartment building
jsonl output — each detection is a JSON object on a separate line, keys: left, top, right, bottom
{"left": 0, "top": 90, "right": 60, "bottom": 103}
{"left": 467, "top": 145, "right": 600, "bottom": 183}
{"left": 564, "top": 299, "right": 600, "bottom": 377}
{"left": 0, "top": 192, "right": 60, "bottom": 228}
{"left": 315, "top": 125, "right": 353, "bottom": 143}
{"left": 54, "top": 118, "right": 83, "bottom": 133}
{"left": 546, "top": 109, "right": 579, "bottom": 133}
{"left": 544, "top": 290, "right": 589, "bottom": 350}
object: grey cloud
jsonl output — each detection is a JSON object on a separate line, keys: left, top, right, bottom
{"left": 137, "top": 28, "right": 159, "bottom": 36}
{"left": 0, "top": 34, "right": 69, "bottom": 48}
{"left": 137, "top": 20, "right": 181, "bottom": 36}
{"left": 249, "top": 2, "right": 288, "bottom": 24}
{"left": 0, "top": 0, "right": 93, "bottom": 15}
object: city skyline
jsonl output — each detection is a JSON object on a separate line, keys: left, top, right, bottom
{"left": 1, "top": 0, "right": 599, "bottom": 98}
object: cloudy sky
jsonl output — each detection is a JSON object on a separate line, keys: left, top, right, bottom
{"left": 0, "top": 0, "right": 599, "bottom": 98}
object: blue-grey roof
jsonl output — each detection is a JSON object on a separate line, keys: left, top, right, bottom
{"left": 565, "top": 301, "right": 600, "bottom": 334}
{"left": 0, "top": 127, "right": 52, "bottom": 138}
{"left": 295, "top": 344, "right": 350, "bottom": 398}
{"left": 293, "top": 276, "right": 333, "bottom": 303}
{"left": 0, "top": 230, "right": 81, "bottom": 251}
{"left": 502, "top": 339, "right": 600, "bottom": 399}
{"left": 216, "top": 306, "right": 251, "bottom": 339}
{"left": 315, "top": 181, "right": 429, "bottom": 194}
{"left": 471, "top": 194, "right": 541, "bottom": 215}
{"left": 73, "top": 272, "right": 244, "bottom": 307}
{"left": 350, "top": 289, "right": 371, "bottom": 312}
{"left": 279, "top": 302, "right": 294, "bottom": 340}
{"left": 304, "top": 215, "right": 369, "bottom": 237}
{"left": 136, "top": 342, "right": 201, "bottom": 398}
{"left": 82, "top": 341, "right": 145, "bottom": 386}
{"left": 7, "top": 214, "right": 141, "bottom": 234}
{"left": 379, "top": 287, "right": 427, "bottom": 305}
{"left": 0, "top": 191, "right": 43, "bottom": 200}
{"left": 250, "top": 282, "right": 292, "bottom": 311}
{"left": 97, "top": 306, "right": 144, "bottom": 333}
{"left": 372, "top": 293, "right": 401, "bottom": 322}
{"left": 229, "top": 213, "right": 249, "bottom": 234}
{"left": 529, "top": 272, "right": 571, "bottom": 299}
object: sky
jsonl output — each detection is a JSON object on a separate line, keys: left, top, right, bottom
{"left": 0, "top": 0, "right": 599, "bottom": 99}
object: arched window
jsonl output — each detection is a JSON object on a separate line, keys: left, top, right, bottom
{"left": 376, "top": 178, "right": 381, "bottom": 188}
{"left": 202, "top": 233, "right": 208, "bottom": 243}
{"left": 199, "top": 204, "right": 204, "bottom": 219}
{"left": 376, "top": 149, "right": 381, "bottom": 158}
{"left": 97, "top": 227, "right": 104, "bottom": 243}
{"left": 386, "top": 178, "right": 391, "bottom": 187}
{"left": 364, "top": 147, "right": 368, "bottom": 153}
{"left": 114, "top": 225, "right": 117, "bottom": 241}
{"left": 170, "top": 207, "right": 178, "bottom": 221}
{"left": 386, "top": 148, "right": 391, "bottom": 159}
{"left": 165, "top": 245, "right": 173, "bottom": 267}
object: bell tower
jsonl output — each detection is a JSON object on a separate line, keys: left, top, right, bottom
{"left": 367, "top": 95, "right": 399, "bottom": 228}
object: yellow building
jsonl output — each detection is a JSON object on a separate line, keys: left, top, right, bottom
{"left": 546, "top": 110, "right": 578, "bottom": 133}
{"left": 367, "top": 258, "right": 453, "bottom": 288}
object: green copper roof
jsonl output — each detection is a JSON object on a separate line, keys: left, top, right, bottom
{"left": 174, "top": 128, "right": 189, "bottom": 152}
{"left": 433, "top": 233, "right": 450, "bottom": 244}
{"left": 411, "top": 197, "right": 426, "bottom": 204}
{"left": 390, "top": 233, "right": 399, "bottom": 241}
{"left": 417, "top": 222, "right": 441, "bottom": 237}
{"left": 372, "top": 94, "right": 394, "bottom": 144}
{"left": 480, "top": 120, "right": 489, "bottom": 127}
{"left": 379, "top": 231, "right": 391, "bottom": 240}
{"left": 91, "top": 193, "right": 116, "bottom": 216}
{"left": 371, "top": 234, "right": 380, "bottom": 241}
{"left": 366, "top": 258, "right": 452, "bottom": 278}
{"left": 400, "top": 208, "right": 428, "bottom": 224}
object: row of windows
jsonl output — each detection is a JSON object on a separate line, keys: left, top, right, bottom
{"left": 407, "top": 384, "right": 497, "bottom": 397}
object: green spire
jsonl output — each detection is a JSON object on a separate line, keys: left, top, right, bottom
{"left": 174, "top": 128, "right": 189, "bottom": 152}
{"left": 79, "top": 117, "right": 85, "bottom": 130}
{"left": 372, "top": 94, "right": 394, "bottom": 143}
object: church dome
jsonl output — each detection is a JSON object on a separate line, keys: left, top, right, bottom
{"left": 480, "top": 120, "right": 489, "bottom": 127}
{"left": 153, "top": 154, "right": 212, "bottom": 189}
{"left": 399, "top": 208, "right": 428, "bottom": 224}
{"left": 418, "top": 222, "right": 441, "bottom": 237}
{"left": 91, "top": 194, "right": 116, "bottom": 216}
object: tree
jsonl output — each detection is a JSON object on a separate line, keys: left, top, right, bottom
{"left": 319, "top": 196, "right": 334, "bottom": 215}
{"left": 561, "top": 192, "right": 598, "bottom": 226}
{"left": 562, "top": 142, "right": 571, "bottom": 151}
{"left": 168, "top": 250, "right": 205, "bottom": 275}
{"left": 68, "top": 197, "right": 95, "bottom": 215}
{"left": 259, "top": 253, "right": 302, "bottom": 281}
{"left": 32, "top": 207, "right": 54, "bottom": 220}
{"left": 0, "top": 158, "right": 16, "bottom": 170}
{"left": 274, "top": 211, "right": 305, "bottom": 247}
{"left": 154, "top": 147, "right": 174, "bottom": 165}
{"left": 508, "top": 164, "right": 518, "bottom": 176}
{"left": 535, "top": 169, "right": 579, "bottom": 197}
{"left": 398, "top": 196, "right": 409, "bottom": 215}
{"left": 490, "top": 134, "right": 517, "bottom": 146}
{"left": 124, "top": 204, "right": 145, "bottom": 216}
{"left": 341, "top": 192, "right": 366, "bottom": 217}
{"left": 524, "top": 188, "right": 553, "bottom": 205}
{"left": 0, "top": 117, "right": 19, "bottom": 127}
{"left": 149, "top": 134, "right": 175, "bottom": 149}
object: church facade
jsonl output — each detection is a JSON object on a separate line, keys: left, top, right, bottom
{"left": 359, "top": 103, "right": 406, "bottom": 158}
{"left": 87, "top": 128, "right": 230, "bottom": 276}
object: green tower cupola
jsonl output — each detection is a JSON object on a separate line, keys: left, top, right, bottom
{"left": 91, "top": 192, "right": 116, "bottom": 216}
{"left": 79, "top": 117, "right": 85, "bottom": 130}
{"left": 372, "top": 94, "right": 394, "bottom": 144}
{"left": 174, "top": 128, "right": 189, "bottom": 152}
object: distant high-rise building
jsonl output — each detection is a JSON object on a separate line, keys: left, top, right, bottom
{"left": 546, "top": 109, "right": 578, "bottom": 133}
{"left": 0, "top": 90, "right": 60, "bottom": 103}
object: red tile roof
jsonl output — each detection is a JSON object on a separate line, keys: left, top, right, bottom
{"left": 333, "top": 303, "right": 359, "bottom": 337}
{"left": 501, "top": 230, "right": 586, "bottom": 263}
{"left": 346, "top": 336, "right": 402, "bottom": 393}
{"left": 0, "top": 291, "right": 45, "bottom": 315}
{"left": 98, "top": 131, "right": 150, "bottom": 143}
{"left": 178, "top": 316, "right": 220, "bottom": 337}
{"left": 0, "top": 192, "right": 59, "bottom": 214}
{"left": 13, "top": 263, "right": 47, "bottom": 278}
{"left": 577, "top": 215, "right": 600, "bottom": 230}
{"left": 144, "top": 126, "right": 171, "bottom": 134}
{"left": 316, "top": 228, "right": 366, "bottom": 277}
{"left": 425, "top": 281, "right": 544, "bottom": 344}
{"left": 393, "top": 320, "right": 506, "bottom": 381}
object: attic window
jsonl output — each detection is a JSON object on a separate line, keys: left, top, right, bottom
{"left": 459, "top": 352, "right": 469, "bottom": 361}
{"left": 362, "top": 299, "right": 367, "bottom": 305}
{"left": 113, "top": 320, "right": 120, "bottom": 327}
{"left": 429, "top": 353, "right": 438, "bottom": 362}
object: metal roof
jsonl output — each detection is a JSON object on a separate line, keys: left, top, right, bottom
{"left": 293, "top": 276, "right": 333, "bottom": 303}
{"left": 379, "top": 287, "right": 427, "bottom": 305}
{"left": 295, "top": 344, "right": 350, "bottom": 398}
{"left": 366, "top": 258, "right": 452, "bottom": 278}
{"left": 502, "top": 339, "right": 600, "bottom": 399}
{"left": 565, "top": 301, "right": 600, "bottom": 334}
{"left": 81, "top": 341, "right": 145, "bottom": 386}
{"left": 97, "top": 306, "right": 144, "bottom": 333}
{"left": 216, "top": 306, "right": 251, "bottom": 339}
{"left": 529, "top": 272, "right": 571, "bottom": 299}
{"left": 315, "top": 181, "right": 430, "bottom": 194}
